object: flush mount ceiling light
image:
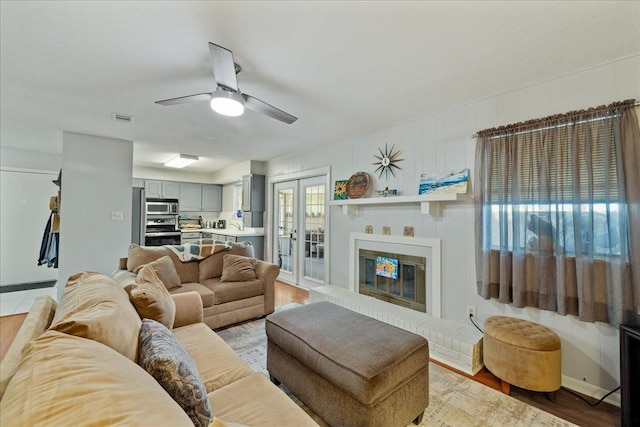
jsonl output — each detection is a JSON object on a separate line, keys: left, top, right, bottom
{"left": 210, "top": 89, "right": 245, "bottom": 117}
{"left": 164, "top": 154, "right": 199, "bottom": 168}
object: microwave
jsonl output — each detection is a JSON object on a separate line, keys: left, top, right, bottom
{"left": 146, "top": 199, "right": 179, "bottom": 215}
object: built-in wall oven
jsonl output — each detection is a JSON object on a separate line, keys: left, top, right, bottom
{"left": 145, "top": 214, "right": 181, "bottom": 246}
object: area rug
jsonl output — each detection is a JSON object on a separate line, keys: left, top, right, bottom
{"left": 216, "top": 305, "right": 576, "bottom": 427}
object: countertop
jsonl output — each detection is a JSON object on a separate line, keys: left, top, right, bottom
{"left": 181, "top": 228, "right": 265, "bottom": 237}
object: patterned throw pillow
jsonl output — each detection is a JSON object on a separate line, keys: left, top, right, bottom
{"left": 220, "top": 254, "right": 258, "bottom": 282}
{"left": 138, "top": 319, "right": 212, "bottom": 427}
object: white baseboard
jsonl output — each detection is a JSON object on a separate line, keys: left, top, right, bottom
{"left": 562, "top": 375, "right": 620, "bottom": 408}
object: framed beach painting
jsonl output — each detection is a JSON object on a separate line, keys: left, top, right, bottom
{"left": 418, "top": 168, "right": 469, "bottom": 195}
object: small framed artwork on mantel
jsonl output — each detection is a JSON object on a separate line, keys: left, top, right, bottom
{"left": 334, "top": 180, "right": 348, "bottom": 200}
{"left": 403, "top": 226, "right": 414, "bottom": 237}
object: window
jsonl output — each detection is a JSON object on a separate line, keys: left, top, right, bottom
{"left": 475, "top": 100, "right": 640, "bottom": 325}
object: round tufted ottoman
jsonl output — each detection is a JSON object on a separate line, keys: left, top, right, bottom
{"left": 483, "top": 316, "right": 561, "bottom": 400}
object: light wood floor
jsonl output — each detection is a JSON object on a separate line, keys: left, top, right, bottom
{"left": 1, "top": 281, "right": 621, "bottom": 426}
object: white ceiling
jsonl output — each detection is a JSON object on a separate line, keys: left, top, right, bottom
{"left": 1, "top": 1, "right": 639, "bottom": 173}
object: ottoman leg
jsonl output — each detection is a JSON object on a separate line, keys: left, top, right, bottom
{"left": 500, "top": 379, "right": 511, "bottom": 395}
{"left": 413, "top": 411, "right": 425, "bottom": 425}
{"left": 544, "top": 391, "right": 556, "bottom": 402}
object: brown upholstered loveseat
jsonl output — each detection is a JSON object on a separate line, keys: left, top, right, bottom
{"left": 113, "top": 242, "right": 279, "bottom": 329}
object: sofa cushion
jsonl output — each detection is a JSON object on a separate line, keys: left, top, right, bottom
{"left": 136, "top": 255, "right": 181, "bottom": 290}
{"left": 173, "top": 322, "right": 253, "bottom": 392}
{"left": 127, "top": 264, "right": 176, "bottom": 329}
{"left": 208, "top": 372, "right": 319, "bottom": 427}
{"left": 170, "top": 282, "right": 215, "bottom": 308}
{"left": 220, "top": 254, "right": 258, "bottom": 282}
{"left": 199, "top": 241, "right": 255, "bottom": 281}
{"left": 139, "top": 319, "right": 213, "bottom": 427}
{"left": 49, "top": 271, "right": 141, "bottom": 361}
{"left": 127, "top": 243, "right": 168, "bottom": 271}
{"left": 203, "top": 278, "right": 264, "bottom": 305}
{"left": 0, "top": 330, "right": 193, "bottom": 427}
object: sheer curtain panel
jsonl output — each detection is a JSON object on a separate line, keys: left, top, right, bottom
{"left": 474, "top": 100, "right": 640, "bottom": 326}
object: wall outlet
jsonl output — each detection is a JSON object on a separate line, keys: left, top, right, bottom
{"left": 467, "top": 305, "right": 477, "bottom": 318}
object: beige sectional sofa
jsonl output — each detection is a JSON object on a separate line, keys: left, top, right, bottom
{"left": 113, "top": 242, "right": 279, "bottom": 329}
{"left": 0, "top": 271, "right": 318, "bottom": 426}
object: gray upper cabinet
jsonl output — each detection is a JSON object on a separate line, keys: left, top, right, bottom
{"left": 179, "top": 183, "right": 202, "bottom": 211}
{"left": 202, "top": 184, "right": 222, "bottom": 212}
{"left": 242, "top": 174, "right": 265, "bottom": 212}
{"left": 132, "top": 178, "right": 145, "bottom": 188}
{"left": 145, "top": 180, "right": 180, "bottom": 199}
{"left": 180, "top": 183, "right": 222, "bottom": 212}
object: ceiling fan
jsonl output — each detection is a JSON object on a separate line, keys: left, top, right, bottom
{"left": 156, "top": 43, "right": 297, "bottom": 124}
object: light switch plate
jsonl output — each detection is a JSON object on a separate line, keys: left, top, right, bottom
{"left": 111, "top": 211, "right": 124, "bottom": 221}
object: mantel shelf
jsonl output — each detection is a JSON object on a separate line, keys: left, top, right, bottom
{"left": 329, "top": 193, "right": 469, "bottom": 216}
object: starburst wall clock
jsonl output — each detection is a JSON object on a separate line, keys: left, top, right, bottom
{"left": 372, "top": 144, "right": 403, "bottom": 179}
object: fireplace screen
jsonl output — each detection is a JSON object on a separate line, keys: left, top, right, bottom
{"left": 359, "top": 249, "right": 426, "bottom": 312}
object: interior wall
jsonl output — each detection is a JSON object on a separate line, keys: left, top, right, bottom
{"left": 58, "top": 132, "right": 133, "bottom": 299}
{"left": 0, "top": 170, "right": 59, "bottom": 286}
{"left": 0, "top": 147, "right": 62, "bottom": 287}
{"left": 267, "top": 55, "right": 640, "bottom": 397}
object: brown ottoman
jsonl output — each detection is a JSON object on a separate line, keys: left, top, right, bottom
{"left": 483, "top": 316, "right": 562, "bottom": 400}
{"left": 266, "top": 301, "right": 429, "bottom": 427}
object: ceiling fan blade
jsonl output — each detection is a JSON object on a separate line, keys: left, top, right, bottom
{"left": 242, "top": 93, "right": 298, "bottom": 124}
{"left": 155, "top": 93, "right": 213, "bottom": 106}
{"left": 209, "top": 43, "right": 238, "bottom": 92}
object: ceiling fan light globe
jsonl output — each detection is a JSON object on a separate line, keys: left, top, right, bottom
{"left": 210, "top": 91, "right": 245, "bottom": 117}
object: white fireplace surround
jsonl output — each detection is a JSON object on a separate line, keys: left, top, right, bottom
{"left": 348, "top": 233, "right": 442, "bottom": 318}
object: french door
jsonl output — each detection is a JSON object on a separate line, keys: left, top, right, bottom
{"left": 273, "top": 176, "right": 326, "bottom": 289}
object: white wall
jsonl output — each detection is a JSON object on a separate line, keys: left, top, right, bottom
{"left": 133, "top": 165, "right": 214, "bottom": 183}
{"left": 0, "top": 170, "right": 59, "bottom": 286}
{"left": 267, "top": 55, "right": 640, "bottom": 398}
{"left": 58, "top": 132, "right": 133, "bottom": 299}
{"left": 0, "top": 147, "right": 62, "bottom": 287}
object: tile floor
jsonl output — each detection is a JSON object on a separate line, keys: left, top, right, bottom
{"left": 0, "top": 286, "right": 58, "bottom": 317}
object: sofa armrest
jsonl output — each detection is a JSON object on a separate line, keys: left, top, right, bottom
{"left": 1, "top": 296, "right": 57, "bottom": 400}
{"left": 255, "top": 261, "right": 279, "bottom": 315}
{"left": 172, "top": 291, "right": 203, "bottom": 328}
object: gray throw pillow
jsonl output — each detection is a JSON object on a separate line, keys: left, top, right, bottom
{"left": 138, "top": 319, "right": 212, "bottom": 427}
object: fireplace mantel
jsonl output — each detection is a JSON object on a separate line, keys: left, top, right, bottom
{"left": 349, "top": 233, "right": 442, "bottom": 317}
{"left": 329, "top": 193, "right": 468, "bottom": 216}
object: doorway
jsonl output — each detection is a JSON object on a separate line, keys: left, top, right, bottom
{"left": 273, "top": 175, "right": 327, "bottom": 289}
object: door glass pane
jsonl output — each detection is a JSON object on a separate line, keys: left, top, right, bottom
{"left": 277, "top": 188, "right": 294, "bottom": 273}
{"left": 303, "top": 184, "right": 325, "bottom": 283}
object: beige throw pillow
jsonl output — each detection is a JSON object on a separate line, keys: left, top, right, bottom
{"left": 48, "top": 271, "right": 141, "bottom": 362}
{"left": 126, "top": 243, "right": 168, "bottom": 272}
{"left": 137, "top": 255, "right": 182, "bottom": 290}
{"left": 220, "top": 254, "right": 258, "bottom": 282}
{"left": 128, "top": 265, "right": 176, "bottom": 329}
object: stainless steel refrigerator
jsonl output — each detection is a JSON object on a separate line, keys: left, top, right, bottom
{"left": 131, "top": 187, "right": 146, "bottom": 245}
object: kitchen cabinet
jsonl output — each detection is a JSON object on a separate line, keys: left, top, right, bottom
{"left": 201, "top": 184, "right": 222, "bottom": 211}
{"left": 242, "top": 174, "right": 265, "bottom": 212}
{"left": 178, "top": 183, "right": 222, "bottom": 212}
{"left": 179, "top": 183, "right": 202, "bottom": 212}
{"left": 145, "top": 180, "right": 179, "bottom": 199}
{"left": 203, "top": 231, "right": 264, "bottom": 260}
{"left": 132, "top": 178, "right": 144, "bottom": 188}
